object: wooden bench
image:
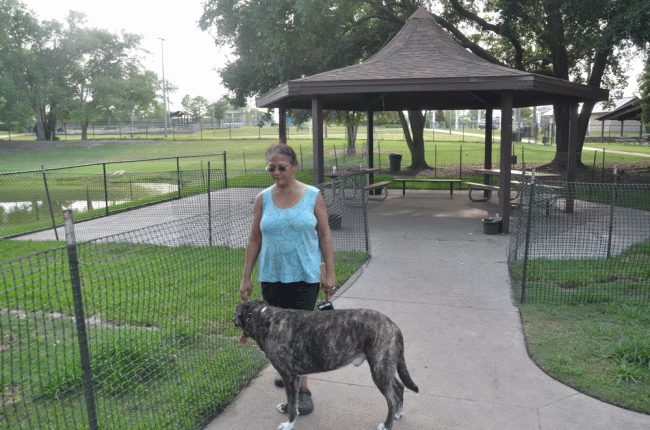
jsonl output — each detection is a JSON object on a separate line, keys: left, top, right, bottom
{"left": 517, "top": 184, "right": 566, "bottom": 216}
{"left": 465, "top": 181, "right": 520, "bottom": 202}
{"left": 364, "top": 181, "right": 392, "bottom": 201}
{"left": 394, "top": 178, "right": 462, "bottom": 197}
{"left": 615, "top": 137, "right": 638, "bottom": 144}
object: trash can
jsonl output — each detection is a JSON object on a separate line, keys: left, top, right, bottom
{"left": 482, "top": 217, "right": 502, "bottom": 235}
{"left": 389, "top": 153, "right": 402, "bottom": 172}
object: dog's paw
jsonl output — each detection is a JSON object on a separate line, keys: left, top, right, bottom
{"left": 277, "top": 403, "right": 288, "bottom": 414}
{"left": 377, "top": 424, "right": 388, "bottom": 430}
{"left": 277, "top": 421, "right": 294, "bottom": 430}
{"left": 395, "top": 406, "right": 403, "bottom": 419}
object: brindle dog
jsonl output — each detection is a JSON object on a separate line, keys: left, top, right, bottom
{"left": 234, "top": 299, "right": 419, "bottom": 430}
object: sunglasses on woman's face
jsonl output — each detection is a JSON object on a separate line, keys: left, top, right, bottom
{"left": 266, "top": 165, "right": 289, "bottom": 173}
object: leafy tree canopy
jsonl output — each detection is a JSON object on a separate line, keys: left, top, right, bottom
{"left": 0, "top": 0, "right": 160, "bottom": 140}
{"left": 182, "top": 95, "right": 210, "bottom": 121}
{"left": 201, "top": 0, "right": 650, "bottom": 167}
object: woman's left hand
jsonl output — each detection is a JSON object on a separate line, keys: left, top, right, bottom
{"left": 320, "top": 263, "right": 336, "bottom": 302}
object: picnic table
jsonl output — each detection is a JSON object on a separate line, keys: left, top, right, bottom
{"left": 465, "top": 169, "right": 561, "bottom": 202}
{"left": 393, "top": 178, "right": 462, "bottom": 197}
{"left": 325, "top": 168, "right": 389, "bottom": 201}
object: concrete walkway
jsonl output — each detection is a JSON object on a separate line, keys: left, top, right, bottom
{"left": 204, "top": 189, "right": 650, "bottom": 430}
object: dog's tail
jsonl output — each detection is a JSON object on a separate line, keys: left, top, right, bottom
{"left": 397, "top": 332, "right": 419, "bottom": 393}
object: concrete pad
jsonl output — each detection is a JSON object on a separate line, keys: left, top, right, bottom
{"left": 204, "top": 190, "right": 650, "bottom": 429}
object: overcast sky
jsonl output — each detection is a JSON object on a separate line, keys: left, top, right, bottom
{"left": 19, "top": 0, "right": 646, "bottom": 112}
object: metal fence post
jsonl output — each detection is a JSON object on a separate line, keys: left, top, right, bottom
{"left": 520, "top": 181, "right": 536, "bottom": 304}
{"left": 223, "top": 152, "right": 228, "bottom": 189}
{"left": 459, "top": 145, "right": 462, "bottom": 181}
{"left": 103, "top": 163, "right": 109, "bottom": 216}
{"left": 41, "top": 165, "right": 59, "bottom": 241}
{"left": 362, "top": 173, "right": 370, "bottom": 253}
{"left": 607, "top": 164, "right": 618, "bottom": 259}
{"left": 176, "top": 157, "right": 182, "bottom": 199}
{"left": 63, "top": 210, "right": 100, "bottom": 430}
{"left": 208, "top": 162, "right": 212, "bottom": 247}
{"left": 243, "top": 151, "right": 247, "bottom": 175}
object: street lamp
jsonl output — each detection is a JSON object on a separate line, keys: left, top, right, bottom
{"left": 159, "top": 37, "right": 168, "bottom": 138}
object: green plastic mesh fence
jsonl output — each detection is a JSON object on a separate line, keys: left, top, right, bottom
{"left": 1, "top": 172, "right": 369, "bottom": 429}
{"left": 508, "top": 180, "right": 650, "bottom": 304}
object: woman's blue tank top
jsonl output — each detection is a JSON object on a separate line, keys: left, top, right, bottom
{"left": 258, "top": 185, "right": 322, "bottom": 283}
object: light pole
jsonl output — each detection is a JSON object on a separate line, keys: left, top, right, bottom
{"left": 159, "top": 37, "right": 168, "bottom": 138}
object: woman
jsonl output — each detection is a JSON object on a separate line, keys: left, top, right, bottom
{"left": 239, "top": 144, "right": 336, "bottom": 416}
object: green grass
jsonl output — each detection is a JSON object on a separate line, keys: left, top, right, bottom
{"left": 512, "top": 239, "right": 650, "bottom": 304}
{"left": 2, "top": 130, "right": 648, "bottom": 174}
{"left": 516, "top": 238, "right": 650, "bottom": 414}
{"left": 519, "top": 303, "right": 650, "bottom": 413}
{"left": 0, "top": 239, "right": 368, "bottom": 429}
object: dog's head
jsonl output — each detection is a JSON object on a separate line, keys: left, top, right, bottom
{"left": 233, "top": 299, "right": 268, "bottom": 345}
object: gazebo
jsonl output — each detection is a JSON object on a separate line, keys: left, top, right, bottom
{"left": 257, "top": 7, "right": 608, "bottom": 232}
{"left": 597, "top": 98, "right": 645, "bottom": 141}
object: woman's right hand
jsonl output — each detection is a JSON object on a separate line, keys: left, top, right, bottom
{"left": 239, "top": 279, "right": 252, "bottom": 302}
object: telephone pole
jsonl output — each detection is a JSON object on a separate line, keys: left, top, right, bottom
{"left": 159, "top": 37, "right": 168, "bottom": 138}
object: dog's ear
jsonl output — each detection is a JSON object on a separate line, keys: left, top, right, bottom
{"left": 233, "top": 303, "right": 245, "bottom": 328}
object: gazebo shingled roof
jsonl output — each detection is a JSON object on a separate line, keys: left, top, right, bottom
{"left": 597, "top": 98, "right": 645, "bottom": 141}
{"left": 256, "top": 7, "right": 609, "bottom": 232}
{"left": 257, "top": 8, "right": 608, "bottom": 111}
{"left": 597, "top": 98, "right": 641, "bottom": 122}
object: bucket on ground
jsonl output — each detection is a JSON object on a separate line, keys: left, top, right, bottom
{"left": 482, "top": 217, "right": 502, "bottom": 235}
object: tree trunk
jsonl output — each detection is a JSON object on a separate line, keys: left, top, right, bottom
{"left": 33, "top": 107, "right": 46, "bottom": 141}
{"left": 346, "top": 125, "right": 358, "bottom": 154}
{"left": 44, "top": 110, "right": 57, "bottom": 141}
{"left": 397, "top": 110, "right": 431, "bottom": 170}
{"left": 550, "top": 104, "right": 571, "bottom": 168}
{"left": 81, "top": 119, "right": 90, "bottom": 141}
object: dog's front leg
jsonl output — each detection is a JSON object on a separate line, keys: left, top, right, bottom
{"left": 277, "top": 374, "right": 301, "bottom": 430}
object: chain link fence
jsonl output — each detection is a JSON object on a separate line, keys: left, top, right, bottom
{"left": 1, "top": 171, "right": 370, "bottom": 430}
{"left": 4, "top": 144, "right": 647, "bottom": 240}
{"left": 0, "top": 154, "right": 227, "bottom": 239}
{"left": 508, "top": 176, "right": 650, "bottom": 304}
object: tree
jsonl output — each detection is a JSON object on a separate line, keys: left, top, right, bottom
{"left": 326, "top": 111, "right": 365, "bottom": 155}
{"left": 181, "top": 95, "right": 210, "bottom": 121}
{"left": 0, "top": 1, "right": 33, "bottom": 132}
{"left": 59, "top": 13, "right": 158, "bottom": 140}
{"left": 0, "top": 3, "right": 159, "bottom": 140}
{"left": 440, "top": 0, "right": 650, "bottom": 166}
{"left": 639, "top": 59, "right": 650, "bottom": 129}
{"left": 201, "top": 0, "right": 649, "bottom": 169}
{"left": 0, "top": 0, "right": 59, "bottom": 139}
{"left": 210, "top": 96, "right": 231, "bottom": 124}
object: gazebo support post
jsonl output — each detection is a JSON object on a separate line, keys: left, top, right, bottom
{"left": 499, "top": 92, "right": 513, "bottom": 233}
{"left": 483, "top": 108, "right": 493, "bottom": 199}
{"left": 367, "top": 109, "right": 374, "bottom": 186}
{"left": 312, "top": 97, "right": 325, "bottom": 185}
{"left": 566, "top": 103, "right": 579, "bottom": 213}
{"left": 278, "top": 107, "right": 287, "bottom": 144}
